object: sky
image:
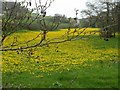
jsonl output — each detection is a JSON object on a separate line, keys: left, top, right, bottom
{"left": 46, "top": 0, "right": 90, "bottom": 18}
{"left": 2, "top": 0, "right": 92, "bottom": 18}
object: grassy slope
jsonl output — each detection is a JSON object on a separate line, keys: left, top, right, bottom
{"left": 2, "top": 28, "right": 119, "bottom": 88}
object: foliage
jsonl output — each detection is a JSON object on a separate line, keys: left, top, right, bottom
{"left": 25, "top": 15, "right": 70, "bottom": 30}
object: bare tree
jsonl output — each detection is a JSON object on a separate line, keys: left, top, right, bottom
{"left": 0, "top": 0, "right": 83, "bottom": 51}
{"left": 1, "top": 0, "right": 66, "bottom": 51}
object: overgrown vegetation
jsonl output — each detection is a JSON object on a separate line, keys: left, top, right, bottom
{"left": 2, "top": 28, "right": 118, "bottom": 88}
{"left": 1, "top": 0, "right": 119, "bottom": 89}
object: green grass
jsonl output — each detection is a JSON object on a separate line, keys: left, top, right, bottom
{"left": 2, "top": 28, "right": 119, "bottom": 88}
{"left": 2, "top": 61, "right": 118, "bottom": 88}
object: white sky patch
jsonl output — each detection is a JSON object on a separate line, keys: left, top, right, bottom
{"left": 47, "top": 0, "right": 89, "bottom": 18}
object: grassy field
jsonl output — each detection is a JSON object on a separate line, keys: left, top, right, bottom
{"left": 2, "top": 28, "right": 119, "bottom": 88}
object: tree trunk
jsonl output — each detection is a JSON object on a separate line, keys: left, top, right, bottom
{"left": 106, "top": 2, "right": 112, "bottom": 38}
{"left": 118, "top": 4, "right": 120, "bottom": 33}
